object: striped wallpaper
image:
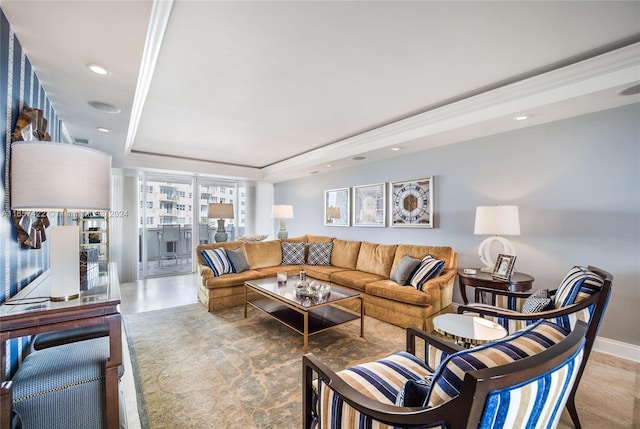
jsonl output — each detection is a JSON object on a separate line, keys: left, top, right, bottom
{"left": 1, "top": 8, "right": 62, "bottom": 376}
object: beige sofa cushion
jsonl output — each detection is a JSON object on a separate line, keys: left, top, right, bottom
{"left": 305, "top": 235, "right": 334, "bottom": 243}
{"left": 303, "top": 265, "right": 350, "bottom": 282}
{"left": 245, "top": 240, "right": 283, "bottom": 269}
{"left": 391, "top": 244, "right": 455, "bottom": 273}
{"left": 356, "top": 242, "right": 397, "bottom": 277}
{"left": 202, "top": 270, "right": 264, "bottom": 289}
{"left": 331, "top": 239, "right": 361, "bottom": 269}
{"left": 366, "top": 280, "right": 435, "bottom": 306}
{"left": 330, "top": 270, "right": 387, "bottom": 292}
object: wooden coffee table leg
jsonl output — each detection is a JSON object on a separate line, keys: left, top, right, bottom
{"left": 303, "top": 312, "right": 309, "bottom": 353}
{"left": 244, "top": 285, "right": 248, "bottom": 318}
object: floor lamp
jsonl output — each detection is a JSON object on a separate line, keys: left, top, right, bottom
{"left": 474, "top": 205, "right": 520, "bottom": 273}
{"left": 11, "top": 142, "right": 112, "bottom": 301}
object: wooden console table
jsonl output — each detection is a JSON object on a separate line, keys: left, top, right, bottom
{"left": 457, "top": 268, "right": 534, "bottom": 304}
{"left": 0, "top": 263, "right": 122, "bottom": 429}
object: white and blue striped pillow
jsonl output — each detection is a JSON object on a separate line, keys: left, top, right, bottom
{"left": 554, "top": 266, "right": 604, "bottom": 308}
{"left": 200, "top": 248, "right": 233, "bottom": 277}
{"left": 409, "top": 255, "right": 445, "bottom": 290}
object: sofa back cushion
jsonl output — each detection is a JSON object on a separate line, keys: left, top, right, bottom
{"left": 331, "top": 239, "right": 362, "bottom": 269}
{"left": 196, "top": 241, "right": 246, "bottom": 266}
{"left": 245, "top": 240, "right": 283, "bottom": 269}
{"left": 304, "top": 234, "right": 334, "bottom": 243}
{"left": 391, "top": 245, "right": 455, "bottom": 273}
{"left": 356, "top": 242, "right": 397, "bottom": 277}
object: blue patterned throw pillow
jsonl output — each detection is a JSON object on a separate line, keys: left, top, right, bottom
{"left": 521, "top": 289, "right": 553, "bottom": 313}
{"left": 409, "top": 255, "right": 445, "bottom": 290}
{"left": 200, "top": 248, "right": 233, "bottom": 277}
{"left": 307, "top": 242, "right": 333, "bottom": 265}
{"left": 281, "top": 241, "right": 305, "bottom": 265}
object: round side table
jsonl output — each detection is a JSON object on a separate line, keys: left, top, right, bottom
{"left": 433, "top": 313, "right": 507, "bottom": 347}
{"left": 457, "top": 269, "right": 534, "bottom": 304}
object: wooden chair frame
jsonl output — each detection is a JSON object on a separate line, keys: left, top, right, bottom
{"left": 456, "top": 265, "right": 612, "bottom": 429}
{"left": 303, "top": 322, "right": 588, "bottom": 429}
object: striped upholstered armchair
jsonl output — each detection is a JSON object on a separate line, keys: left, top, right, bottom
{"left": 456, "top": 265, "right": 612, "bottom": 429}
{"left": 303, "top": 320, "right": 588, "bottom": 429}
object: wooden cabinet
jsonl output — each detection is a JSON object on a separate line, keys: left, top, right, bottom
{"left": 79, "top": 213, "right": 109, "bottom": 274}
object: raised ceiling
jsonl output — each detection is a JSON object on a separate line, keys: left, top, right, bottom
{"left": 2, "top": 1, "right": 639, "bottom": 182}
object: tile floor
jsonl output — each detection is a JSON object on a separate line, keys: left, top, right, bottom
{"left": 118, "top": 273, "right": 639, "bottom": 428}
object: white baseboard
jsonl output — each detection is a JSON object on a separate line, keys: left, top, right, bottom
{"left": 593, "top": 336, "right": 640, "bottom": 363}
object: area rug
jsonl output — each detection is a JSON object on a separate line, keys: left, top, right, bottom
{"left": 124, "top": 303, "right": 408, "bottom": 429}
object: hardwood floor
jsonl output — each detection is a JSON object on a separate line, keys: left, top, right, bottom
{"left": 119, "top": 273, "right": 639, "bottom": 429}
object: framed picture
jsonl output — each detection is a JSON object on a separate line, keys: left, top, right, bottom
{"left": 492, "top": 254, "right": 516, "bottom": 281}
{"left": 352, "top": 183, "right": 386, "bottom": 227}
{"left": 324, "top": 187, "right": 350, "bottom": 226}
{"left": 389, "top": 176, "right": 433, "bottom": 227}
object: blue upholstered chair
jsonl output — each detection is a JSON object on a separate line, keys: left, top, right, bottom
{"left": 303, "top": 320, "right": 588, "bottom": 429}
{"left": 456, "top": 265, "right": 612, "bottom": 429}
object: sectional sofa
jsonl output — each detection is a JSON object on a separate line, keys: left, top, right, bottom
{"left": 196, "top": 235, "right": 458, "bottom": 330}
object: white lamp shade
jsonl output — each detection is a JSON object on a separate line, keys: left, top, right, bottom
{"left": 208, "top": 203, "right": 234, "bottom": 219}
{"left": 474, "top": 205, "right": 520, "bottom": 236}
{"left": 10, "top": 142, "right": 111, "bottom": 211}
{"left": 271, "top": 204, "right": 293, "bottom": 219}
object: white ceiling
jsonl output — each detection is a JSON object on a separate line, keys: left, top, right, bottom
{"left": 2, "top": 1, "right": 639, "bottom": 183}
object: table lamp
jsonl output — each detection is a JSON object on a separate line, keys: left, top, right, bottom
{"left": 10, "top": 142, "right": 111, "bottom": 301}
{"left": 271, "top": 205, "right": 293, "bottom": 239}
{"left": 474, "top": 205, "right": 520, "bottom": 273}
{"left": 208, "top": 203, "right": 234, "bottom": 242}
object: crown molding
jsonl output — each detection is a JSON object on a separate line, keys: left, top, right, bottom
{"left": 262, "top": 43, "right": 640, "bottom": 182}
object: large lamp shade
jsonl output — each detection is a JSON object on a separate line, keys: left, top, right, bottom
{"left": 11, "top": 142, "right": 111, "bottom": 300}
{"left": 271, "top": 204, "right": 293, "bottom": 239}
{"left": 474, "top": 205, "right": 520, "bottom": 273}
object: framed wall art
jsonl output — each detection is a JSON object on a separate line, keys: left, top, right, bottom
{"left": 324, "top": 187, "right": 350, "bottom": 226}
{"left": 352, "top": 183, "right": 386, "bottom": 227}
{"left": 389, "top": 176, "right": 433, "bottom": 228}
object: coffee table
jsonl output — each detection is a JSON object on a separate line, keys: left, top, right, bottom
{"left": 433, "top": 313, "right": 507, "bottom": 348}
{"left": 244, "top": 275, "right": 363, "bottom": 353}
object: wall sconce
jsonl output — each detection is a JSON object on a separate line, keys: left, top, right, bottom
{"left": 208, "top": 203, "right": 234, "bottom": 242}
{"left": 474, "top": 205, "right": 520, "bottom": 273}
{"left": 10, "top": 142, "right": 111, "bottom": 301}
{"left": 271, "top": 205, "right": 293, "bottom": 239}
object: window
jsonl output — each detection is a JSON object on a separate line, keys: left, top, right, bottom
{"left": 200, "top": 205, "right": 207, "bottom": 212}
{"left": 178, "top": 191, "right": 186, "bottom": 198}
{"left": 177, "top": 204, "right": 186, "bottom": 211}
{"left": 147, "top": 186, "right": 153, "bottom": 193}
{"left": 147, "top": 217, "right": 154, "bottom": 225}
{"left": 147, "top": 201, "right": 153, "bottom": 209}
{"left": 220, "top": 198, "right": 226, "bottom": 203}
{"left": 219, "top": 187, "right": 226, "bottom": 193}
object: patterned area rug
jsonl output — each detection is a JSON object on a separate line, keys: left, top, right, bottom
{"left": 124, "top": 303, "right": 407, "bottom": 428}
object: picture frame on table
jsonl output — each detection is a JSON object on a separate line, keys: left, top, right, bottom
{"left": 389, "top": 176, "right": 433, "bottom": 228}
{"left": 352, "top": 183, "right": 386, "bottom": 227}
{"left": 492, "top": 253, "right": 516, "bottom": 281}
{"left": 324, "top": 187, "right": 350, "bottom": 226}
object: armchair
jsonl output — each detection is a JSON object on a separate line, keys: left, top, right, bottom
{"left": 456, "top": 265, "right": 612, "bottom": 429}
{"left": 303, "top": 320, "right": 588, "bottom": 429}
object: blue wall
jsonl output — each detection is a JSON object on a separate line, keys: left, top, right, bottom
{"left": 1, "top": 8, "right": 61, "bottom": 374}
{"left": 275, "top": 103, "right": 640, "bottom": 346}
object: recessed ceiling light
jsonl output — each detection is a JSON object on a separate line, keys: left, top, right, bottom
{"left": 88, "top": 101, "right": 121, "bottom": 114}
{"left": 513, "top": 115, "right": 529, "bottom": 121}
{"left": 97, "top": 127, "right": 111, "bottom": 133}
{"left": 88, "top": 64, "right": 109, "bottom": 75}
{"left": 618, "top": 84, "right": 640, "bottom": 96}
{"left": 391, "top": 147, "right": 401, "bottom": 151}
{"left": 352, "top": 156, "right": 366, "bottom": 161}
{"left": 310, "top": 171, "right": 319, "bottom": 175}
{"left": 326, "top": 164, "right": 333, "bottom": 167}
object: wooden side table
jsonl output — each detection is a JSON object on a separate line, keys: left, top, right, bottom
{"left": 457, "top": 269, "right": 534, "bottom": 304}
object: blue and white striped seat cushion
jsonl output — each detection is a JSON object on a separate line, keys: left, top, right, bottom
{"left": 427, "top": 320, "right": 570, "bottom": 407}
{"left": 554, "top": 266, "right": 604, "bottom": 308}
{"left": 317, "top": 351, "right": 438, "bottom": 429}
{"left": 408, "top": 255, "right": 445, "bottom": 290}
{"left": 200, "top": 248, "right": 233, "bottom": 276}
